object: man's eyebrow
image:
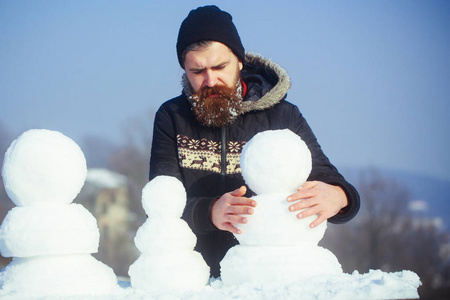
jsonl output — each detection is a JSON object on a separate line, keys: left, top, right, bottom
{"left": 188, "top": 61, "right": 229, "bottom": 72}
{"left": 188, "top": 66, "right": 206, "bottom": 72}
{"left": 212, "top": 61, "right": 228, "bottom": 68}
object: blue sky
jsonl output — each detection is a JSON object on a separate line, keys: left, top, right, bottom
{"left": 1, "top": 0, "right": 449, "bottom": 181}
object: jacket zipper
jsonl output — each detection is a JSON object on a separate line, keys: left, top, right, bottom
{"left": 220, "top": 126, "right": 227, "bottom": 194}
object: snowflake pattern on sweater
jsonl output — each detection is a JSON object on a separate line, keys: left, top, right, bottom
{"left": 177, "top": 134, "right": 246, "bottom": 174}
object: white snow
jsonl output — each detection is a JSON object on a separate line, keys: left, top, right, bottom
{"left": 221, "top": 244, "right": 342, "bottom": 285}
{"left": 240, "top": 129, "right": 312, "bottom": 194}
{"left": 0, "top": 129, "right": 421, "bottom": 299}
{"left": 0, "top": 254, "right": 120, "bottom": 297}
{"left": 221, "top": 129, "right": 341, "bottom": 284}
{"left": 134, "top": 218, "right": 196, "bottom": 254}
{"left": 0, "top": 129, "right": 119, "bottom": 296}
{"left": 128, "top": 176, "right": 210, "bottom": 292}
{"left": 2, "top": 129, "right": 87, "bottom": 206}
{"left": 0, "top": 203, "right": 99, "bottom": 257}
{"left": 86, "top": 168, "right": 127, "bottom": 189}
{"left": 141, "top": 175, "right": 187, "bottom": 218}
{"left": 236, "top": 130, "right": 322, "bottom": 246}
{"left": 0, "top": 270, "right": 421, "bottom": 300}
{"left": 234, "top": 193, "right": 326, "bottom": 246}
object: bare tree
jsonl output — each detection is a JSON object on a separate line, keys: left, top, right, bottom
{"left": 321, "top": 169, "right": 450, "bottom": 299}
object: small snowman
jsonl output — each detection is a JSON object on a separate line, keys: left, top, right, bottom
{"left": 128, "top": 175, "right": 209, "bottom": 292}
{"left": 220, "top": 129, "right": 342, "bottom": 285}
{"left": 0, "top": 129, "right": 119, "bottom": 296}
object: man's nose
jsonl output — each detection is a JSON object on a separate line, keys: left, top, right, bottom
{"left": 204, "top": 71, "right": 218, "bottom": 87}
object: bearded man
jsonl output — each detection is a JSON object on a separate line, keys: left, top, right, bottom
{"left": 149, "top": 5, "right": 360, "bottom": 278}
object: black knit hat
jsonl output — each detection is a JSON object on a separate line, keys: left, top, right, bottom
{"left": 176, "top": 5, "right": 245, "bottom": 68}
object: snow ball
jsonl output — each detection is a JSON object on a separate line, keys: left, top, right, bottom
{"left": 235, "top": 193, "right": 326, "bottom": 246}
{"left": 0, "top": 254, "right": 119, "bottom": 296}
{"left": 134, "top": 218, "right": 196, "bottom": 254}
{"left": 0, "top": 203, "right": 99, "bottom": 257}
{"left": 1, "top": 129, "right": 87, "bottom": 206}
{"left": 129, "top": 251, "right": 209, "bottom": 292}
{"left": 142, "top": 176, "right": 186, "bottom": 218}
{"left": 221, "top": 245, "right": 342, "bottom": 285}
{"left": 240, "top": 129, "right": 311, "bottom": 194}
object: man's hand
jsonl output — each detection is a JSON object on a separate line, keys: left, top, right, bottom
{"left": 211, "top": 186, "right": 257, "bottom": 234}
{"left": 286, "top": 181, "right": 348, "bottom": 228}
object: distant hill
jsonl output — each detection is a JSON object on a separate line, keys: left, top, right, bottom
{"left": 340, "top": 167, "right": 450, "bottom": 230}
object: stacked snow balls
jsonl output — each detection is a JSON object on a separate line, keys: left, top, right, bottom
{"left": 128, "top": 176, "right": 209, "bottom": 292}
{"left": 220, "top": 129, "right": 343, "bottom": 285}
{"left": 0, "top": 129, "right": 119, "bottom": 297}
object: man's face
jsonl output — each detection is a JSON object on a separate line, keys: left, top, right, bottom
{"left": 184, "top": 41, "right": 243, "bottom": 93}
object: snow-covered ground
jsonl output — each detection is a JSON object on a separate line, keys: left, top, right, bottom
{"left": 0, "top": 270, "right": 421, "bottom": 300}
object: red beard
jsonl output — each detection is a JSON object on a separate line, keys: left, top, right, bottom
{"left": 190, "top": 84, "right": 243, "bottom": 127}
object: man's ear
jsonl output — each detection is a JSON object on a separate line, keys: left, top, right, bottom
{"left": 239, "top": 60, "right": 243, "bottom": 71}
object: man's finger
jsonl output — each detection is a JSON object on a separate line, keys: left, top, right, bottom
{"left": 228, "top": 205, "right": 254, "bottom": 215}
{"left": 289, "top": 198, "right": 315, "bottom": 212}
{"left": 226, "top": 214, "right": 248, "bottom": 225}
{"left": 309, "top": 214, "right": 327, "bottom": 228}
{"left": 230, "top": 197, "right": 257, "bottom": 207}
{"left": 230, "top": 185, "right": 247, "bottom": 197}
{"left": 298, "top": 181, "right": 319, "bottom": 191}
{"left": 287, "top": 189, "right": 316, "bottom": 202}
{"left": 296, "top": 205, "right": 319, "bottom": 219}
{"left": 222, "top": 222, "right": 241, "bottom": 234}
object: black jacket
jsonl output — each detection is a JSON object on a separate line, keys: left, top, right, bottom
{"left": 149, "top": 53, "right": 360, "bottom": 277}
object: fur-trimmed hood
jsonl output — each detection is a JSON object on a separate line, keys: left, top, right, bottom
{"left": 240, "top": 52, "right": 291, "bottom": 113}
{"left": 182, "top": 52, "right": 291, "bottom": 114}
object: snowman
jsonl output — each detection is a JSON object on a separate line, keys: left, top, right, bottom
{"left": 220, "top": 129, "right": 342, "bottom": 285}
{"left": 128, "top": 175, "right": 209, "bottom": 292}
{"left": 0, "top": 129, "right": 119, "bottom": 296}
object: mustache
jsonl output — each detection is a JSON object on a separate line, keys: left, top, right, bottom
{"left": 197, "top": 85, "right": 235, "bottom": 99}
